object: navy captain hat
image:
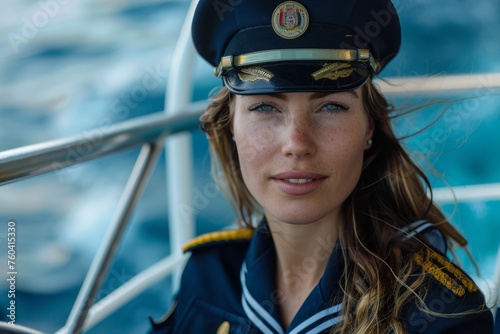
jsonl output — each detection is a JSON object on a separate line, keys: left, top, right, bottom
{"left": 192, "top": 0, "right": 401, "bottom": 95}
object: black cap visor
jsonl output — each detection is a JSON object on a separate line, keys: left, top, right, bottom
{"left": 223, "top": 61, "right": 371, "bottom": 95}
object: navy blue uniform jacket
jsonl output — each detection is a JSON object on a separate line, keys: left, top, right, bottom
{"left": 149, "top": 219, "right": 493, "bottom": 333}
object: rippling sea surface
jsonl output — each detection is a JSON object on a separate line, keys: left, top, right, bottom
{"left": 0, "top": 0, "right": 499, "bottom": 332}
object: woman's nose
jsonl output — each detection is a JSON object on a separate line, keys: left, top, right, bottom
{"left": 281, "top": 117, "right": 317, "bottom": 159}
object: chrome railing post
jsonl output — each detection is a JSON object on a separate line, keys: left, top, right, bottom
{"left": 164, "top": 0, "right": 199, "bottom": 292}
{"left": 63, "top": 142, "right": 163, "bottom": 334}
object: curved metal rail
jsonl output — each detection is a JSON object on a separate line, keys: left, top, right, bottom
{"left": 377, "top": 72, "right": 500, "bottom": 95}
{"left": 0, "top": 102, "right": 206, "bottom": 187}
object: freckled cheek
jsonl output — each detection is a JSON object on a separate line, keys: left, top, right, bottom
{"left": 322, "top": 127, "right": 366, "bottom": 172}
{"left": 235, "top": 120, "right": 277, "bottom": 154}
{"left": 253, "top": 122, "right": 277, "bottom": 149}
{"left": 236, "top": 142, "right": 268, "bottom": 199}
{"left": 234, "top": 124, "right": 277, "bottom": 183}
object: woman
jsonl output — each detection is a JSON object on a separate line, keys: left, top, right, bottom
{"left": 150, "top": 0, "right": 494, "bottom": 333}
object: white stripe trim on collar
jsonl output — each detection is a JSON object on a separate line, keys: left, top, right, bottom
{"left": 241, "top": 295, "right": 276, "bottom": 334}
{"left": 240, "top": 263, "right": 284, "bottom": 334}
{"left": 288, "top": 304, "right": 342, "bottom": 334}
{"left": 400, "top": 220, "right": 433, "bottom": 240}
{"left": 306, "top": 315, "right": 344, "bottom": 334}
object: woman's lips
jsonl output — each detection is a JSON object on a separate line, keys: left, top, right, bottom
{"left": 271, "top": 172, "right": 327, "bottom": 196}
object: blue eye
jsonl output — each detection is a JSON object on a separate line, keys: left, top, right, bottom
{"left": 321, "top": 102, "right": 348, "bottom": 113}
{"left": 249, "top": 103, "right": 276, "bottom": 113}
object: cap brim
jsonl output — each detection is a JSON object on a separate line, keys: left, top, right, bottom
{"left": 223, "top": 61, "right": 371, "bottom": 95}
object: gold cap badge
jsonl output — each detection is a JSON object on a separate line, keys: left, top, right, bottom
{"left": 272, "top": 1, "right": 309, "bottom": 40}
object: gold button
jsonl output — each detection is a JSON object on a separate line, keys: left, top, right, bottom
{"left": 217, "top": 321, "right": 230, "bottom": 334}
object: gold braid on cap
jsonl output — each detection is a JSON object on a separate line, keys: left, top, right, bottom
{"left": 311, "top": 63, "right": 354, "bottom": 81}
{"left": 238, "top": 67, "right": 275, "bottom": 83}
{"left": 215, "top": 48, "right": 378, "bottom": 77}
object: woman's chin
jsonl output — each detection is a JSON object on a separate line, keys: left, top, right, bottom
{"left": 265, "top": 208, "right": 338, "bottom": 226}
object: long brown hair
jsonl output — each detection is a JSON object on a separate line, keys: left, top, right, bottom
{"left": 200, "top": 81, "right": 467, "bottom": 333}
{"left": 335, "top": 81, "right": 450, "bottom": 333}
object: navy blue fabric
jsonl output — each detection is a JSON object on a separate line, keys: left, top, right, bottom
{"left": 495, "top": 307, "right": 500, "bottom": 334}
{"left": 148, "top": 219, "right": 493, "bottom": 333}
{"left": 149, "top": 237, "right": 253, "bottom": 333}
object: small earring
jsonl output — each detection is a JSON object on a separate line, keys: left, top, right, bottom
{"left": 367, "top": 138, "right": 373, "bottom": 146}
{"left": 232, "top": 136, "right": 235, "bottom": 141}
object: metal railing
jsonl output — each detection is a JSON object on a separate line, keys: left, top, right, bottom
{"left": 0, "top": 104, "right": 205, "bottom": 187}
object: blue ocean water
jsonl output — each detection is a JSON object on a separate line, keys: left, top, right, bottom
{"left": 0, "top": 0, "right": 499, "bottom": 333}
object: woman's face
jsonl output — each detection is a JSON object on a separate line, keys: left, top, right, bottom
{"left": 232, "top": 90, "right": 373, "bottom": 226}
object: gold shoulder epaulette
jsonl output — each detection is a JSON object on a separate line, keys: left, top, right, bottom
{"left": 183, "top": 228, "right": 254, "bottom": 253}
{"left": 414, "top": 250, "right": 478, "bottom": 297}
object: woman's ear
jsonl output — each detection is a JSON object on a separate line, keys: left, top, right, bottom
{"left": 365, "top": 116, "right": 375, "bottom": 150}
